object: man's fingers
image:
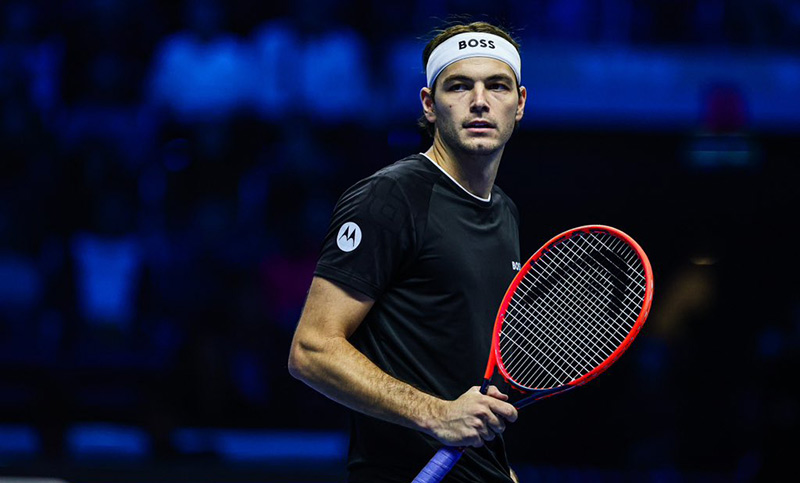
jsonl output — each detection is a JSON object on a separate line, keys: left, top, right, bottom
{"left": 474, "top": 419, "right": 495, "bottom": 444}
{"left": 489, "top": 417, "right": 506, "bottom": 435}
{"left": 488, "top": 398, "right": 518, "bottom": 423}
{"left": 476, "top": 386, "right": 518, "bottom": 423}
{"left": 484, "top": 385, "right": 516, "bottom": 422}
{"left": 438, "top": 386, "right": 517, "bottom": 447}
{"left": 479, "top": 406, "right": 506, "bottom": 435}
{"left": 485, "top": 385, "right": 509, "bottom": 401}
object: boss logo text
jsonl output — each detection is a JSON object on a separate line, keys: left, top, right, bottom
{"left": 458, "top": 39, "right": 496, "bottom": 50}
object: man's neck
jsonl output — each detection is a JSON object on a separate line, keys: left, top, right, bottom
{"left": 424, "top": 139, "right": 504, "bottom": 199}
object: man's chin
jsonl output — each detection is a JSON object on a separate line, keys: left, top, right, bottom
{"left": 460, "top": 140, "right": 501, "bottom": 156}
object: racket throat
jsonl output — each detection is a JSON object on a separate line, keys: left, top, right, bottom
{"left": 514, "top": 386, "right": 573, "bottom": 409}
{"left": 479, "top": 379, "right": 492, "bottom": 395}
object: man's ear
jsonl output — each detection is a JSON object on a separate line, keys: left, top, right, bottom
{"left": 516, "top": 86, "right": 527, "bottom": 121}
{"left": 420, "top": 87, "right": 436, "bottom": 123}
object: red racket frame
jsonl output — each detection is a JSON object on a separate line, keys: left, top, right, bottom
{"left": 413, "top": 225, "right": 654, "bottom": 482}
{"left": 483, "top": 225, "right": 654, "bottom": 406}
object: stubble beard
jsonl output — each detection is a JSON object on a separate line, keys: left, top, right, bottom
{"left": 437, "top": 122, "right": 511, "bottom": 159}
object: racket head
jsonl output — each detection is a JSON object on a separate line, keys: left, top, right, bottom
{"left": 485, "top": 225, "right": 654, "bottom": 395}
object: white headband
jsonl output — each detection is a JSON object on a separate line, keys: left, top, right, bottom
{"left": 425, "top": 32, "right": 521, "bottom": 88}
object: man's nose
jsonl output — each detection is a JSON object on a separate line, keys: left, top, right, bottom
{"left": 470, "top": 85, "right": 489, "bottom": 112}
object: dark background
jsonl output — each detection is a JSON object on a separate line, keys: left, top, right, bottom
{"left": 0, "top": 1, "right": 798, "bottom": 481}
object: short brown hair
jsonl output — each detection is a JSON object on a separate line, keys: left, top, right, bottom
{"left": 417, "top": 21, "right": 521, "bottom": 138}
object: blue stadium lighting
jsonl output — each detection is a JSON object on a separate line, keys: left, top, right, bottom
{"left": 67, "top": 423, "right": 152, "bottom": 459}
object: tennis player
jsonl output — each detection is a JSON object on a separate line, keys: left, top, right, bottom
{"left": 289, "top": 21, "right": 527, "bottom": 482}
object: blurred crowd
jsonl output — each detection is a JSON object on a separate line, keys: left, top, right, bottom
{"left": 0, "top": 0, "right": 798, "bottom": 476}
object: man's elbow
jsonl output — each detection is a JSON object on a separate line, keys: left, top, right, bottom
{"left": 287, "top": 341, "right": 309, "bottom": 382}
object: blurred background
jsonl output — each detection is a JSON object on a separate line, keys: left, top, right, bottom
{"left": 0, "top": 0, "right": 798, "bottom": 481}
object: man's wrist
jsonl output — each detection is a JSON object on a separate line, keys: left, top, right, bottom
{"left": 415, "top": 395, "right": 447, "bottom": 437}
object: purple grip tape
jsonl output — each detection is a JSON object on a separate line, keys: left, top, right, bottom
{"left": 411, "top": 446, "right": 464, "bottom": 483}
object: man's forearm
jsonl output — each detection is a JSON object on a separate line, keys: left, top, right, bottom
{"left": 288, "top": 276, "right": 517, "bottom": 448}
{"left": 289, "top": 333, "right": 444, "bottom": 435}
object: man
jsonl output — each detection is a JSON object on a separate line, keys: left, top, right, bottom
{"left": 289, "top": 21, "right": 527, "bottom": 482}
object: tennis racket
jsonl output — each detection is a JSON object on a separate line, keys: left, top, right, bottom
{"left": 412, "top": 225, "right": 654, "bottom": 482}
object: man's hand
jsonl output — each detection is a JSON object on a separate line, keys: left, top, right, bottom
{"left": 427, "top": 385, "right": 518, "bottom": 447}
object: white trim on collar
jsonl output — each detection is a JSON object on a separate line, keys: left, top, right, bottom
{"left": 420, "top": 153, "right": 491, "bottom": 202}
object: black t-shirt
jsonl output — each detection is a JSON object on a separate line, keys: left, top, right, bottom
{"left": 315, "top": 154, "right": 521, "bottom": 482}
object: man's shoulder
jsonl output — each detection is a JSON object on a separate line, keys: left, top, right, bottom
{"left": 346, "top": 154, "right": 440, "bottom": 209}
{"left": 371, "top": 153, "right": 438, "bottom": 186}
{"left": 336, "top": 154, "right": 439, "bottom": 217}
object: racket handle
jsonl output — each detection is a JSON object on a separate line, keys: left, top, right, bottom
{"left": 413, "top": 380, "right": 487, "bottom": 481}
{"left": 411, "top": 446, "right": 465, "bottom": 483}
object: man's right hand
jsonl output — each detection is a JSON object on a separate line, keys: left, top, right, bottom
{"left": 427, "top": 385, "right": 518, "bottom": 447}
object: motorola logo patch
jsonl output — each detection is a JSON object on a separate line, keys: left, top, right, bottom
{"left": 337, "top": 222, "right": 362, "bottom": 252}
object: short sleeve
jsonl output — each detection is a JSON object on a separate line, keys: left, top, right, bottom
{"left": 314, "top": 175, "right": 414, "bottom": 299}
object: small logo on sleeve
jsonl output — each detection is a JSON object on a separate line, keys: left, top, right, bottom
{"left": 511, "top": 261, "right": 521, "bottom": 271}
{"left": 337, "top": 222, "right": 362, "bottom": 252}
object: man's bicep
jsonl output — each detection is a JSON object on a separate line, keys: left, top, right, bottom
{"left": 296, "top": 276, "right": 375, "bottom": 341}
{"left": 288, "top": 276, "right": 375, "bottom": 387}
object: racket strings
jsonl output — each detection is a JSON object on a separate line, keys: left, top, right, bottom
{"left": 499, "top": 231, "right": 647, "bottom": 389}
{"left": 510, "top": 234, "right": 648, "bottom": 386}
{"left": 508, "top": 271, "right": 619, "bottom": 377}
{"left": 525, "top": 237, "right": 634, "bottom": 339}
{"left": 504, "top": 233, "right": 645, "bottom": 387}
{"left": 558, "top": 239, "right": 644, "bottom": 320}
{"left": 502, "top": 246, "right": 633, "bottom": 387}
{"left": 512, "top": 259, "right": 628, "bottom": 386}
{"left": 505, "top": 264, "right": 621, "bottom": 375}
{"left": 502, "top": 260, "right": 618, "bottom": 386}
{"left": 563, "top": 236, "right": 646, "bottom": 311}
{"left": 503, "top": 237, "right": 628, "bottom": 375}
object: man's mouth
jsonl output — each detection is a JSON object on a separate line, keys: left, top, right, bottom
{"left": 464, "top": 120, "right": 495, "bottom": 131}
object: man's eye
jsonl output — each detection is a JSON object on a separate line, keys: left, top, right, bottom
{"left": 489, "top": 83, "right": 510, "bottom": 91}
{"left": 448, "top": 84, "right": 468, "bottom": 91}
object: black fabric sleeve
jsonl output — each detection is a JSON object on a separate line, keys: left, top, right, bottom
{"left": 314, "top": 174, "right": 414, "bottom": 299}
